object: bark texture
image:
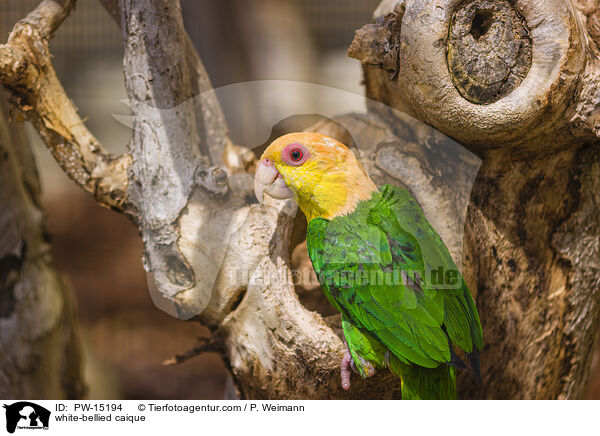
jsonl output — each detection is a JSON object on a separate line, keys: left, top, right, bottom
{"left": 349, "top": 0, "right": 600, "bottom": 399}
{"left": 1, "top": 0, "right": 598, "bottom": 400}
{"left": 0, "top": 0, "right": 131, "bottom": 213}
{"left": 0, "top": 93, "right": 86, "bottom": 399}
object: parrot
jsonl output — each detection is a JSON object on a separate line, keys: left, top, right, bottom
{"left": 253, "top": 132, "right": 483, "bottom": 399}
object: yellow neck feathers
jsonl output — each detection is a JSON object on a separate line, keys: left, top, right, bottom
{"left": 276, "top": 148, "right": 377, "bottom": 222}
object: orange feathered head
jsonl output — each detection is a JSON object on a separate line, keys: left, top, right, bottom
{"left": 254, "top": 132, "right": 376, "bottom": 221}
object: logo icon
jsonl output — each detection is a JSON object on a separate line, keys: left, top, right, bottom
{"left": 2, "top": 402, "right": 50, "bottom": 434}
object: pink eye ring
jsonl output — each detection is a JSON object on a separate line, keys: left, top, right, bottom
{"left": 282, "top": 142, "right": 310, "bottom": 166}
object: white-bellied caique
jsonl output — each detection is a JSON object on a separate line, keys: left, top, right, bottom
{"left": 254, "top": 132, "right": 483, "bottom": 399}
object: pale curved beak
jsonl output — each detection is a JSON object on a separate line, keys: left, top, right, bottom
{"left": 254, "top": 160, "right": 294, "bottom": 202}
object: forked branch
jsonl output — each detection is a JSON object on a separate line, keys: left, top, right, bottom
{"left": 0, "top": 0, "right": 133, "bottom": 214}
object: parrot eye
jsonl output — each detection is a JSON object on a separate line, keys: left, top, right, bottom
{"left": 281, "top": 142, "right": 309, "bottom": 166}
{"left": 290, "top": 149, "right": 303, "bottom": 161}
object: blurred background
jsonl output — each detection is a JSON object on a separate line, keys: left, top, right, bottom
{"left": 1, "top": 0, "right": 599, "bottom": 399}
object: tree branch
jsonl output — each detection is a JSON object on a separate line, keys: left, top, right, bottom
{"left": 0, "top": 91, "right": 86, "bottom": 399}
{"left": 161, "top": 337, "right": 218, "bottom": 366}
{"left": 0, "top": 0, "right": 133, "bottom": 214}
{"left": 21, "top": 0, "right": 77, "bottom": 39}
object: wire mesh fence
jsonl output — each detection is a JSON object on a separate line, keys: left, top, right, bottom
{"left": 303, "top": 0, "right": 380, "bottom": 50}
{"left": 1, "top": 0, "right": 122, "bottom": 80}
{"left": 2, "top": 0, "right": 380, "bottom": 79}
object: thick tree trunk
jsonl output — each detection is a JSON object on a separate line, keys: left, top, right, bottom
{"left": 348, "top": 0, "right": 600, "bottom": 399}
{"left": 0, "top": 93, "right": 86, "bottom": 399}
{"left": 461, "top": 147, "right": 600, "bottom": 399}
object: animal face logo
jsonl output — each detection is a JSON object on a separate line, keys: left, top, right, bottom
{"left": 2, "top": 402, "right": 50, "bottom": 434}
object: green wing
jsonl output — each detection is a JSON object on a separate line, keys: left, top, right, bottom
{"left": 306, "top": 184, "right": 483, "bottom": 371}
{"left": 371, "top": 185, "right": 483, "bottom": 355}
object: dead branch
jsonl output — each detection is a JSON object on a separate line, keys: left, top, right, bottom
{"left": 2, "top": 0, "right": 598, "bottom": 400}
{"left": 0, "top": 91, "right": 86, "bottom": 399}
{"left": 162, "top": 337, "right": 219, "bottom": 366}
{"left": 0, "top": 0, "right": 132, "bottom": 213}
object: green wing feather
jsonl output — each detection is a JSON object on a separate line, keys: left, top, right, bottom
{"left": 306, "top": 184, "right": 483, "bottom": 395}
{"left": 370, "top": 185, "right": 484, "bottom": 354}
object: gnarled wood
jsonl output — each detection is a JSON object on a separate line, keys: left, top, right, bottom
{"left": 2, "top": 0, "right": 599, "bottom": 400}
{"left": 350, "top": 0, "right": 600, "bottom": 399}
{"left": 0, "top": 0, "right": 132, "bottom": 213}
{"left": 0, "top": 92, "right": 85, "bottom": 399}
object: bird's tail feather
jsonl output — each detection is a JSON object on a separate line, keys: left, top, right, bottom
{"left": 389, "top": 356, "right": 457, "bottom": 400}
{"left": 467, "top": 348, "right": 482, "bottom": 386}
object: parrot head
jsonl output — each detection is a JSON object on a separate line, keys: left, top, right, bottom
{"left": 254, "top": 132, "right": 376, "bottom": 221}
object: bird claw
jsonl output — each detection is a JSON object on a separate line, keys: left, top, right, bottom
{"left": 341, "top": 341, "right": 376, "bottom": 391}
{"left": 341, "top": 349, "right": 353, "bottom": 391}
